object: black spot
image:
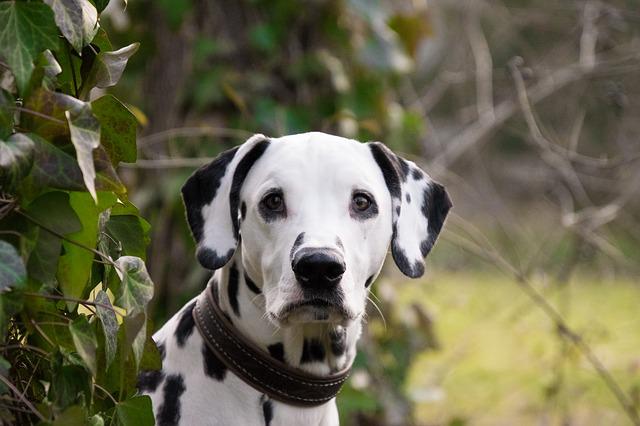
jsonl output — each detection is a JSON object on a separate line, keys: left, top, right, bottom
{"left": 261, "top": 395, "right": 273, "bottom": 426}
{"left": 289, "top": 232, "right": 305, "bottom": 261}
{"left": 399, "top": 159, "right": 411, "bottom": 181}
{"left": 202, "top": 342, "right": 227, "bottom": 381}
{"left": 405, "top": 193, "right": 411, "bottom": 203}
{"left": 300, "top": 338, "right": 325, "bottom": 363}
{"left": 369, "top": 142, "right": 402, "bottom": 199}
{"left": 419, "top": 183, "right": 452, "bottom": 257}
{"left": 137, "top": 369, "right": 165, "bottom": 393}
{"left": 412, "top": 168, "right": 422, "bottom": 180}
{"left": 228, "top": 263, "right": 240, "bottom": 317}
{"left": 240, "top": 202, "right": 247, "bottom": 220}
{"left": 229, "top": 139, "right": 271, "bottom": 239}
{"left": 196, "top": 247, "right": 234, "bottom": 271}
{"left": 267, "top": 343, "right": 285, "bottom": 363}
{"left": 175, "top": 301, "right": 196, "bottom": 347}
{"left": 329, "top": 327, "right": 346, "bottom": 356}
{"left": 391, "top": 235, "right": 422, "bottom": 278}
{"left": 395, "top": 205, "right": 401, "bottom": 216}
{"left": 158, "top": 342, "right": 166, "bottom": 360}
{"left": 157, "top": 374, "right": 186, "bottom": 426}
{"left": 244, "top": 272, "right": 261, "bottom": 294}
{"left": 181, "top": 147, "right": 239, "bottom": 244}
{"left": 365, "top": 275, "right": 375, "bottom": 288}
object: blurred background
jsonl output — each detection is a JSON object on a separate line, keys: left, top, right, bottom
{"left": 99, "top": 0, "right": 640, "bottom": 424}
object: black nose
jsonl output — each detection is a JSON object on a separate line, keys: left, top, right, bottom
{"left": 292, "top": 249, "right": 346, "bottom": 287}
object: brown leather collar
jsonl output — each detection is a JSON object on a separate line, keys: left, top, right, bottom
{"left": 192, "top": 283, "right": 351, "bottom": 407}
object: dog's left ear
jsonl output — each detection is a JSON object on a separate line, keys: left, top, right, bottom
{"left": 368, "top": 142, "right": 452, "bottom": 278}
{"left": 182, "top": 134, "right": 270, "bottom": 270}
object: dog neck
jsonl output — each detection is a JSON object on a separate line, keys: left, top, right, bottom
{"left": 212, "top": 252, "right": 361, "bottom": 376}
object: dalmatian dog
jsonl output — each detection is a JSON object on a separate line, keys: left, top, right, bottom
{"left": 138, "top": 132, "right": 452, "bottom": 425}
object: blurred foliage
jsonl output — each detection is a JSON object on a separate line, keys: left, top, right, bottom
{"left": 0, "top": 0, "right": 158, "bottom": 424}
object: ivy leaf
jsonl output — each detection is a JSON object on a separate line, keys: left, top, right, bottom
{"left": 88, "top": 43, "right": 139, "bottom": 91}
{"left": 66, "top": 103, "right": 101, "bottom": 202}
{"left": 69, "top": 315, "right": 98, "bottom": 375}
{"left": 95, "top": 290, "right": 118, "bottom": 368}
{"left": 0, "top": 241, "right": 26, "bottom": 293}
{"left": 0, "top": 2, "right": 59, "bottom": 94}
{"left": 57, "top": 191, "right": 116, "bottom": 308}
{"left": 0, "top": 133, "right": 35, "bottom": 193}
{"left": 25, "top": 191, "right": 82, "bottom": 285}
{"left": 21, "top": 88, "right": 79, "bottom": 139}
{"left": 114, "top": 256, "right": 154, "bottom": 314}
{"left": 23, "top": 134, "right": 125, "bottom": 199}
{"left": 105, "top": 215, "right": 148, "bottom": 259}
{"left": 44, "top": 0, "right": 99, "bottom": 53}
{"left": 123, "top": 311, "right": 145, "bottom": 369}
{"left": 52, "top": 404, "right": 86, "bottom": 426}
{"left": 91, "top": 95, "right": 137, "bottom": 164}
{"left": 115, "top": 395, "right": 154, "bottom": 426}
{"left": 0, "top": 90, "right": 14, "bottom": 139}
{"left": 49, "top": 363, "right": 92, "bottom": 411}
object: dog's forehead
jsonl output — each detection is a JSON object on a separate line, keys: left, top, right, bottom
{"left": 246, "top": 132, "right": 380, "bottom": 188}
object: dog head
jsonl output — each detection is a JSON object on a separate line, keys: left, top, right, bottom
{"left": 182, "top": 132, "right": 451, "bottom": 327}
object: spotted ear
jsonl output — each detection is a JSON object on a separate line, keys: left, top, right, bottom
{"left": 368, "top": 142, "right": 452, "bottom": 278}
{"left": 182, "top": 134, "right": 270, "bottom": 270}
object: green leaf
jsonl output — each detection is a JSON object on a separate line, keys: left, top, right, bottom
{"left": 115, "top": 395, "right": 154, "bottom": 426}
{"left": 0, "top": 2, "right": 59, "bottom": 94}
{"left": 45, "top": 0, "right": 99, "bottom": 53}
{"left": 49, "top": 363, "right": 92, "bottom": 411}
{"left": 83, "top": 43, "right": 139, "bottom": 92}
{"left": 0, "top": 133, "right": 35, "bottom": 192}
{"left": 69, "top": 315, "right": 98, "bottom": 375}
{"left": 52, "top": 403, "right": 86, "bottom": 426}
{"left": 114, "top": 256, "right": 153, "bottom": 314}
{"left": 21, "top": 88, "right": 81, "bottom": 139}
{"left": 0, "top": 241, "right": 26, "bottom": 293}
{"left": 106, "top": 215, "right": 148, "bottom": 259}
{"left": 123, "top": 311, "right": 145, "bottom": 369}
{"left": 95, "top": 290, "right": 118, "bottom": 368}
{"left": 57, "top": 191, "right": 116, "bottom": 307}
{"left": 24, "top": 191, "right": 82, "bottom": 284}
{"left": 66, "top": 102, "right": 101, "bottom": 202}
{"left": 0, "top": 89, "right": 14, "bottom": 139}
{"left": 22, "top": 134, "right": 125, "bottom": 199}
{"left": 41, "top": 49, "right": 63, "bottom": 80}
{"left": 91, "top": 95, "right": 137, "bottom": 164}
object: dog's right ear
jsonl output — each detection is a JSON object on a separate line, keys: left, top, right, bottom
{"left": 181, "top": 134, "right": 270, "bottom": 270}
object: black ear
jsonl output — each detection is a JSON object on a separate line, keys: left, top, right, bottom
{"left": 368, "top": 142, "right": 452, "bottom": 278}
{"left": 181, "top": 134, "right": 270, "bottom": 269}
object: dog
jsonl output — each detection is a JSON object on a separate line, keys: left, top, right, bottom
{"left": 138, "top": 132, "right": 452, "bottom": 425}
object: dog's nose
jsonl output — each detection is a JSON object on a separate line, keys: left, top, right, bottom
{"left": 292, "top": 249, "right": 346, "bottom": 287}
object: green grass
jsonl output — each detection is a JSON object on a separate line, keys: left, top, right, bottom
{"left": 389, "top": 271, "right": 640, "bottom": 425}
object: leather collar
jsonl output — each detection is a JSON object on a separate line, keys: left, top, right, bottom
{"left": 192, "top": 283, "right": 351, "bottom": 407}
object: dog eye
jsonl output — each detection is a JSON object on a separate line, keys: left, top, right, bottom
{"left": 261, "top": 193, "right": 285, "bottom": 212}
{"left": 352, "top": 193, "right": 372, "bottom": 211}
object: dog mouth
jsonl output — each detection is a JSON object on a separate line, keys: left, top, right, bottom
{"left": 273, "top": 299, "right": 356, "bottom": 325}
